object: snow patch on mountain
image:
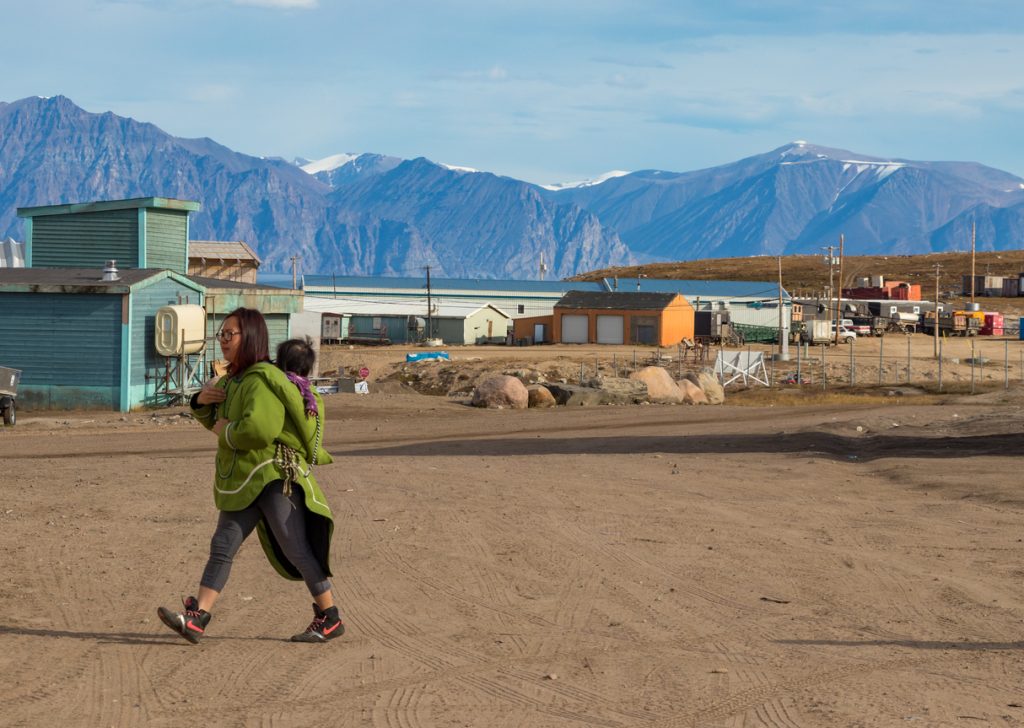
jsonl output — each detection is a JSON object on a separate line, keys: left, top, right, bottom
{"left": 301, "top": 153, "right": 359, "bottom": 175}
{"left": 541, "top": 170, "right": 630, "bottom": 191}
{"left": 439, "top": 162, "right": 480, "bottom": 174}
{"left": 841, "top": 161, "right": 906, "bottom": 180}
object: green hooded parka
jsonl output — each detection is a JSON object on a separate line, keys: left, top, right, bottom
{"left": 191, "top": 361, "right": 335, "bottom": 581}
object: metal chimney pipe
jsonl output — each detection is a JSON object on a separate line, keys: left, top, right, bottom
{"left": 102, "top": 260, "right": 121, "bottom": 282}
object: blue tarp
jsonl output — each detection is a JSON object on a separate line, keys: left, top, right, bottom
{"left": 406, "top": 351, "right": 450, "bottom": 363}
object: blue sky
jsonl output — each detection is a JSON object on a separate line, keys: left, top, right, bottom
{"left": 3, "top": 0, "right": 1024, "bottom": 185}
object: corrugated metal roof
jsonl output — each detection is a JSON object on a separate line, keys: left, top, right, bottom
{"left": 302, "top": 275, "right": 606, "bottom": 294}
{"left": 556, "top": 291, "right": 680, "bottom": 310}
{"left": 304, "top": 295, "right": 510, "bottom": 319}
{"left": 18, "top": 197, "right": 201, "bottom": 217}
{"left": 186, "top": 274, "right": 276, "bottom": 291}
{"left": 298, "top": 274, "right": 787, "bottom": 300}
{"left": 608, "top": 277, "right": 790, "bottom": 300}
{"left": 189, "top": 241, "right": 261, "bottom": 263}
{"left": 0, "top": 267, "right": 169, "bottom": 292}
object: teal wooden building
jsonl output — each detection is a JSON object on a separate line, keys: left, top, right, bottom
{"left": 19, "top": 197, "right": 200, "bottom": 273}
{"left": 0, "top": 268, "right": 205, "bottom": 410}
{"left": 0, "top": 197, "right": 302, "bottom": 412}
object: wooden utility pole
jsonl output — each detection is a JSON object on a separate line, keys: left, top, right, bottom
{"left": 777, "top": 256, "right": 789, "bottom": 360}
{"left": 290, "top": 254, "right": 302, "bottom": 290}
{"left": 970, "top": 219, "right": 977, "bottom": 305}
{"left": 933, "top": 264, "right": 941, "bottom": 359}
{"left": 834, "top": 234, "right": 845, "bottom": 345}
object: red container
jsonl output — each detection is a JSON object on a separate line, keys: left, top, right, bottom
{"left": 981, "top": 312, "right": 1004, "bottom": 336}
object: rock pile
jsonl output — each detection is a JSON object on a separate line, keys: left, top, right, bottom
{"left": 472, "top": 367, "right": 725, "bottom": 409}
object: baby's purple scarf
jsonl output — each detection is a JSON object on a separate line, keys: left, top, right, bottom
{"left": 285, "top": 372, "right": 319, "bottom": 418}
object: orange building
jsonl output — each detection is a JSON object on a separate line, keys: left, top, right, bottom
{"left": 513, "top": 291, "right": 694, "bottom": 346}
{"left": 843, "top": 280, "right": 921, "bottom": 301}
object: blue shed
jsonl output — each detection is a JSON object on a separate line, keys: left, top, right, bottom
{"left": 0, "top": 267, "right": 206, "bottom": 411}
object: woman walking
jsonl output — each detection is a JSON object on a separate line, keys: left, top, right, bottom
{"left": 157, "top": 308, "right": 342, "bottom": 644}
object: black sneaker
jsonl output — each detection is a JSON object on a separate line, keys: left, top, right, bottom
{"left": 158, "top": 596, "right": 212, "bottom": 644}
{"left": 291, "top": 603, "right": 344, "bottom": 643}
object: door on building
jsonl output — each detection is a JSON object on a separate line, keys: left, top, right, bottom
{"left": 560, "top": 315, "right": 588, "bottom": 343}
{"left": 596, "top": 315, "right": 624, "bottom": 344}
{"left": 632, "top": 316, "right": 657, "bottom": 345}
{"left": 533, "top": 323, "right": 546, "bottom": 343}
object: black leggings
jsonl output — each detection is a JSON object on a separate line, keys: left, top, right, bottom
{"left": 200, "top": 481, "right": 332, "bottom": 597}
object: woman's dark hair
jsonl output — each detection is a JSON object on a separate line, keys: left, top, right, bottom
{"left": 225, "top": 307, "right": 270, "bottom": 375}
{"left": 276, "top": 336, "right": 316, "bottom": 378}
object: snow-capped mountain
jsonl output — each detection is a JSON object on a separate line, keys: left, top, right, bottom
{"left": 545, "top": 141, "right": 1024, "bottom": 258}
{"left": 0, "top": 96, "right": 631, "bottom": 277}
{"left": 2, "top": 97, "right": 1023, "bottom": 276}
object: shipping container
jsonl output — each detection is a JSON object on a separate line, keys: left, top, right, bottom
{"left": 980, "top": 312, "right": 1004, "bottom": 336}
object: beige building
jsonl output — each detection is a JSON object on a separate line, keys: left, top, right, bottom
{"left": 188, "top": 241, "right": 260, "bottom": 284}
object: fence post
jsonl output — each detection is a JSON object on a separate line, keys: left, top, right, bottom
{"left": 613, "top": 353, "right": 617, "bottom": 377}
{"left": 971, "top": 339, "right": 976, "bottom": 394}
{"left": 878, "top": 335, "right": 884, "bottom": 385}
{"left": 796, "top": 339, "right": 802, "bottom": 384}
{"left": 979, "top": 342, "right": 984, "bottom": 388}
{"left": 580, "top": 361, "right": 584, "bottom": 385}
{"left": 821, "top": 344, "right": 826, "bottom": 391}
{"left": 1005, "top": 340, "right": 1009, "bottom": 390}
{"left": 849, "top": 342, "right": 855, "bottom": 387}
{"left": 938, "top": 336, "right": 943, "bottom": 392}
{"left": 906, "top": 336, "right": 911, "bottom": 384}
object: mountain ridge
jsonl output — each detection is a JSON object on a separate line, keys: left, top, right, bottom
{"left": 1, "top": 96, "right": 1023, "bottom": 278}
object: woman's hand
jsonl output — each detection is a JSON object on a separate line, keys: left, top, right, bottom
{"left": 197, "top": 377, "right": 226, "bottom": 406}
{"left": 212, "top": 418, "right": 230, "bottom": 436}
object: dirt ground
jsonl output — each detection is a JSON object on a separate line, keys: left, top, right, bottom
{"left": 4, "top": 342, "right": 1024, "bottom": 727}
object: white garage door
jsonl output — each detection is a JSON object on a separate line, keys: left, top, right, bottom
{"left": 560, "top": 315, "right": 589, "bottom": 343}
{"left": 596, "top": 315, "right": 624, "bottom": 344}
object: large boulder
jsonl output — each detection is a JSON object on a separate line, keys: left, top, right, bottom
{"left": 688, "top": 370, "right": 729, "bottom": 403}
{"left": 679, "top": 378, "right": 708, "bottom": 404}
{"left": 527, "top": 384, "right": 557, "bottom": 408}
{"left": 544, "top": 383, "right": 604, "bottom": 407}
{"left": 471, "top": 375, "right": 529, "bottom": 409}
{"left": 585, "top": 376, "right": 649, "bottom": 405}
{"left": 629, "top": 366, "right": 683, "bottom": 404}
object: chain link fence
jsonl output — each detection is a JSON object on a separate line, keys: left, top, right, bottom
{"left": 759, "top": 337, "right": 1024, "bottom": 393}
{"left": 575, "top": 336, "right": 1024, "bottom": 394}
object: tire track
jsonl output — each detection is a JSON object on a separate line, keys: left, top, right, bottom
{"left": 655, "top": 654, "right": 926, "bottom": 727}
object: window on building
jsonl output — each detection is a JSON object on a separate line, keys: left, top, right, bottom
{"left": 517, "top": 304, "right": 525, "bottom": 314}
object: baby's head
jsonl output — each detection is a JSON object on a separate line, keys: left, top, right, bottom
{"left": 276, "top": 336, "right": 316, "bottom": 378}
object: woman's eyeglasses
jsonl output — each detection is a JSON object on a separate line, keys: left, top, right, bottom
{"left": 216, "top": 329, "right": 241, "bottom": 342}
